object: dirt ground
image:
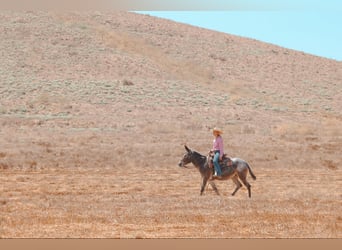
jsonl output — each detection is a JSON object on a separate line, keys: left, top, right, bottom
{"left": 0, "top": 11, "right": 341, "bottom": 238}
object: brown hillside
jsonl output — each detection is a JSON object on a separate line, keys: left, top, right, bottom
{"left": 0, "top": 11, "right": 341, "bottom": 238}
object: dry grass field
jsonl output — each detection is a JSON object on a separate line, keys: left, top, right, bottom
{"left": 0, "top": 11, "right": 341, "bottom": 238}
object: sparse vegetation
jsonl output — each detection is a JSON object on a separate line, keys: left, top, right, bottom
{"left": 0, "top": 11, "right": 340, "bottom": 238}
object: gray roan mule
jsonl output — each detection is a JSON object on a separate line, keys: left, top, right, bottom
{"left": 178, "top": 145, "right": 256, "bottom": 198}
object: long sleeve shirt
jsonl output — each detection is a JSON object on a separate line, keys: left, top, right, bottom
{"left": 212, "top": 136, "right": 224, "bottom": 158}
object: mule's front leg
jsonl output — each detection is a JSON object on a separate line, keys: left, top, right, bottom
{"left": 209, "top": 181, "right": 220, "bottom": 195}
{"left": 200, "top": 178, "right": 208, "bottom": 195}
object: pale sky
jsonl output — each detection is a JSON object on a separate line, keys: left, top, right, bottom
{"left": 137, "top": 10, "right": 342, "bottom": 61}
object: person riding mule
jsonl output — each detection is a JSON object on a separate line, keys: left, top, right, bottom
{"left": 210, "top": 127, "right": 232, "bottom": 177}
{"left": 178, "top": 145, "right": 256, "bottom": 197}
{"left": 208, "top": 152, "right": 233, "bottom": 175}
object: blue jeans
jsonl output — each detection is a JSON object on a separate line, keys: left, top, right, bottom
{"left": 213, "top": 151, "right": 222, "bottom": 176}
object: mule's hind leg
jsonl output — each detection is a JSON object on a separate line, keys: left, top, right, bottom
{"left": 238, "top": 172, "right": 252, "bottom": 198}
{"left": 244, "top": 180, "right": 251, "bottom": 198}
{"left": 231, "top": 175, "right": 242, "bottom": 196}
{"left": 209, "top": 181, "right": 220, "bottom": 195}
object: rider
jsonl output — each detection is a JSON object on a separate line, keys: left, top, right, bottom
{"left": 211, "top": 127, "right": 224, "bottom": 177}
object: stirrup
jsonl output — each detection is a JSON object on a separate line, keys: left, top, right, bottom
{"left": 213, "top": 172, "right": 221, "bottom": 177}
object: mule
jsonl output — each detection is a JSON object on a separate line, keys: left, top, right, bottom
{"left": 178, "top": 145, "right": 256, "bottom": 198}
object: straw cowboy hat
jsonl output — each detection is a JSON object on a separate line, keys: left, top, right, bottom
{"left": 212, "top": 127, "right": 223, "bottom": 135}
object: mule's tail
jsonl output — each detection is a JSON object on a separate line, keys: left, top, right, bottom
{"left": 246, "top": 163, "right": 256, "bottom": 180}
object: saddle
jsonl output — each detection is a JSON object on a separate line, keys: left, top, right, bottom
{"left": 208, "top": 153, "right": 233, "bottom": 170}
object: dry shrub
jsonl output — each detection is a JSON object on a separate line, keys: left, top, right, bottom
{"left": 0, "top": 198, "right": 7, "bottom": 205}
{"left": 122, "top": 79, "right": 134, "bottom": 86}
{"left": 322, "top": 160, "right": 338, "bottom": 170}
{"left": 27, "top": 160, "right": 38, "bottom": 169}
{"left": 0, "top": 159, "right": 11, "bottom": 170}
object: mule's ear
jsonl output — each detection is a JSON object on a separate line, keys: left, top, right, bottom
{"left": 184, "top": 145, "right": 191, "bottom": 152}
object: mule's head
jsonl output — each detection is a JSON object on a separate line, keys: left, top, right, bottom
{"left": 178, "top": 145, "right": 193, "bottom": 168}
